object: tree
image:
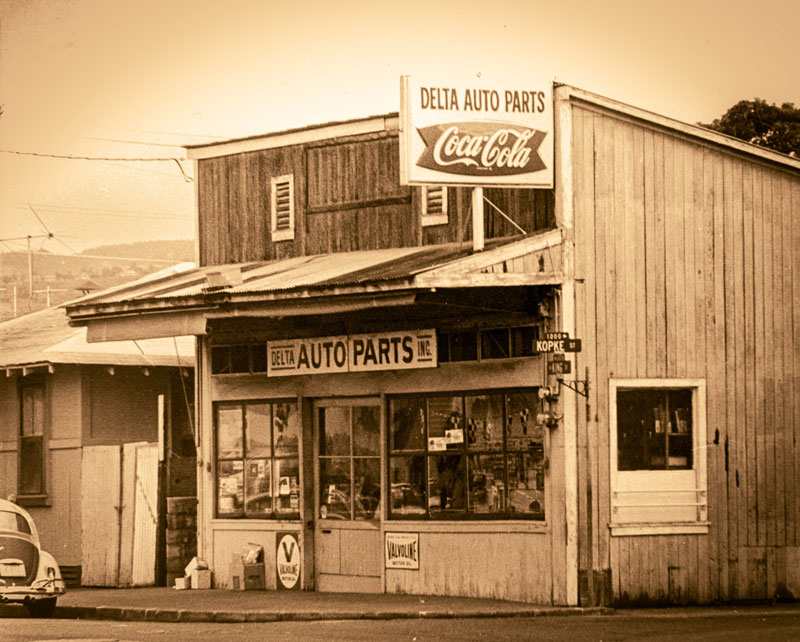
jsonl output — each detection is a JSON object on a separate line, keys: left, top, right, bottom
{"left": 701, "top": 99, "right": 800, "bottom": 157}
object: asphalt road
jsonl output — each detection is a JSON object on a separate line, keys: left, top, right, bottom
{"left": 1, "top": 608, "right": 799, "bottom": 642}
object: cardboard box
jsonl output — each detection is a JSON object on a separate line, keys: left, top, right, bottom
{"left": 174, "top": 576, "right": 190, "bottom": 590}
{"left": 230, "top": 556, "right": 265, "bottom": 591}
{"left": 191, "top": 569, "right": 212, "bottom": 589}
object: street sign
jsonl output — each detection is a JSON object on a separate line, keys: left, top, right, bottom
{"left": 535, "top": 338, "right": 582, "bottom": 353}
{"left": 547, "top": 360, "right": 571, "bottom": 375}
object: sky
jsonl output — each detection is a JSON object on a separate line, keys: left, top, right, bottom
{"left": 1, "top": 0, "right": 798, "bottom": 255}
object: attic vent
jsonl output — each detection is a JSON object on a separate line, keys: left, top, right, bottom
{"left": 271, "top": 174, "right": 295, "bottom": 241}
{"left": 422, "top": 185, "right": 448, "bottom": 226}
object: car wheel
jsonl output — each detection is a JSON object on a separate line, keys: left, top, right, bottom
{"left": 26, "top": 597, "right": 57, "bottom": 618}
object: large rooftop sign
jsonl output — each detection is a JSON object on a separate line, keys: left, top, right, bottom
{"left": 399, "top": 75, "right": 554, "bottom": 187}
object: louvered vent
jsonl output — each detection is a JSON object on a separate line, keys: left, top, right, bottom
{"left": 274, "top": 180, "right": 292, "bottom": 230}
{"left": 271, "top": 174, "right": 294, "bottom": 240}
{"left": 425, "top": 186, "right": 444, "bottom": 215}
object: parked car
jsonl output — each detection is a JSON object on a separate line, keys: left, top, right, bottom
{"left": 0, "top": 498, "right": 65, "bottom": 617}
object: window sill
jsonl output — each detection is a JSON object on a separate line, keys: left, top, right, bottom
{"left": 610, "top": 521, "right": 710, "bottom": 536}
{"left": 421, "top": 214, "right": 449, "bottom": 227}
{"left": 271, "top": 229, "right": 295, "bottom": 242}
{"left": 16, "top": 494, "right": 50, "bottom": 508}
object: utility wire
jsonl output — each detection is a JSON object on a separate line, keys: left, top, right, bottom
{"left": 0, "top": 149, "right": 193, "bottom": 182}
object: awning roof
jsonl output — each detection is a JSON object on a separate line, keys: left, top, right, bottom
{"left": 65, "top": 233, "right": 564, "bottom": 342}
{"left": 0, "top": 306, "right": 195, "bottom": 372}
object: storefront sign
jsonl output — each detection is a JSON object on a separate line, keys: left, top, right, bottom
{"left": 385, "top": 532, "right": 420, "bottom": 570}
{"left": 267, "top": 330, "right": 437, "bottom": 377}
{"left": 276, "top": 532, "right": 301, "bottom": 590}
{"left": 400, "top": 74, "right": 553, "bottom": 187}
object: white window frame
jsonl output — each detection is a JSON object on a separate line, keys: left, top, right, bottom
{"left": 609, "top": 378, "right": 708, "bottom": 536}
{"left": 421, "top": 185, "right": 448, "bottom": 227}
{"left": 270, "top": 174, "right": 295, "bottom": 242}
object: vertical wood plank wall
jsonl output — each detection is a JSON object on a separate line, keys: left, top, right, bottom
{"left": 572, "top": 104, "right": 800, "bottom": 605}
{"left": 196, "top": 134, "right": 555, "bottom": 267}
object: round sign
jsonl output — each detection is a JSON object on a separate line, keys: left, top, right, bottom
{"left": 276, "top": 533, "right": 300, "bottom": 590}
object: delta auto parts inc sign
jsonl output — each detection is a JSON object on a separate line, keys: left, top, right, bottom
{"left": 400, "top": 75, "right": 553, "bottom": 187}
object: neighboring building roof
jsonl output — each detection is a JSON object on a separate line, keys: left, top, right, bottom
{"left": 0, "top": 266, "right": 197, "bottom": 373}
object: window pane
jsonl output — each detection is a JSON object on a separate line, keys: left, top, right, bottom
{"left": 467, "top": 453, "right": 505, "bottom": 514}
{"left": 429, "top": 454, "right": 465, "bottom": 513}
{"left": 449, "top": 331, "right": 477, "bottom": 361}
{"left": 353, "top": 458, "right": 381, "bottom": 520}
{"left": 274, "top": 402, "right": 299, "bottom": 456}
{"left": 274, "top": 458, "right": 300, "bottom": 515}
{"left": 507, "top": 452, "right": 545, "bottom": 518}
{"left": 245, "top": 403, "right": 270, "bottom": 458}
{"left": 210, "top": 346, "right": 230, "bottom": 374}
{"left": 353, "top": 406, "right": 380, "bottom": 455}
{"left": 21, "top": 386, "right": 44, "bottom": 437}
{"left": 427, "top": 396, "right": 463, "bottom": 450}
{"left": 19, "top": 437, "right": 44, "bottom": 494}
{"left": 229, "top": 345, "right": 250, "bottom": 373}
{"left": 217, "top": 460, "right": 243, "bottom": 517}
{"left": 251, "top": 344, "right": 267, "bottom": 373}
{"left": 319, "top": 457, "right": 351, "bottom": 519}
{"left": 510, "top": 326, "right": 539, "bottom": 357}
{"left": 319, "top": 407, "right": 350, "bottom": 456}
{"left": 466, "top": 394, "right": 504, "bottom": 451}
{"left": 390, "top": 398, "right": 426, "bottom": 451}
{"left": 506, "top": 392, "right": 546, "bottom": 459}
{"left": 216, "top": 404, "right": 243, "bottom": 459}
{"left": 244, "top": 459, "right": 271, "bottom": 516}
{"left": 617, "top": 389, "right": 694, "bottom": 471}
{"left": 481, "top": 328, "right": 510, "bottom": 359}
{"left": 389, "top": 456, "right": 427, "bottom": 516}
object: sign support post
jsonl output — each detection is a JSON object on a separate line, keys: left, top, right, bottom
{"left": 472, "top": 187, "right": 484, "bottom": 251}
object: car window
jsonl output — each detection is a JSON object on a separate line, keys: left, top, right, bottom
{"left": 0, "top": 510, "right": 31, "bottom": 534}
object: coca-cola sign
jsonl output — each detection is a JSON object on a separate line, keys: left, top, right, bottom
{"left": 415, "top": 121, "right": 547, "bottom": 177}
{"left": 400, "top": 75, "right": 553, "bottom": 187}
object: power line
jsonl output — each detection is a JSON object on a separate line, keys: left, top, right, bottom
{"left": 0, "top": 248, "right": 184, "bottom": 263}
{"left": 12, "top": 203, "right": 192, "bottom": 221}
{"left": 0, "top": 150, "right": 193, "bottom": 182}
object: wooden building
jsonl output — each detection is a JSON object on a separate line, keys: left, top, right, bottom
{"left": 65, "top": 84, "right": 799, "bottom": 605}
{"left": 0, "top": 280, "right": 196, "bottom": 588}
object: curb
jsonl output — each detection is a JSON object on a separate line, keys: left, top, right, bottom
{"left": 53, "top": 605, "right": 615, "bottom": 623}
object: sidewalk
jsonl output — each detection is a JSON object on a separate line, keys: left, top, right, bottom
{"left": 1, "top": 587, "right": 613, "bottom": 623}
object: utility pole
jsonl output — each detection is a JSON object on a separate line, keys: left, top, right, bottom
{"left": 27, "top": 235, "right": 33, "bottom": 298}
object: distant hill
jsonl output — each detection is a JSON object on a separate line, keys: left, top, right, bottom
{"left": 0, "top": 239, "right": 193, "bottom": 321}
{"left": 81, "top": 240, "right": 194, "bottom": 261}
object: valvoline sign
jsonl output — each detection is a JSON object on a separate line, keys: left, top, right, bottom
{"left": 400, "top": 75, "right": 554, "bottom": 187}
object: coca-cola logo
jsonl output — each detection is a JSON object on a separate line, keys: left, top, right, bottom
{"left": 416, "top": 121, "right": 547, "bottom": 176}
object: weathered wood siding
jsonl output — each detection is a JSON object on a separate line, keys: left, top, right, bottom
{"left": 196, "top": 133, "right": 555, "bottom": 266}
{"left": 572, "top": 103, "right": 800, "bottom": 604}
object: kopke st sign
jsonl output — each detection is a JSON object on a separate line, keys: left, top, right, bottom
{"left": 536, "top": 338, "right": 582, "bottom": 353}
{"left": 267, "top": 330, "right": 437, "bottom": 377}
{"left": 399, "top": 74, "right": 554, "bottom": 187}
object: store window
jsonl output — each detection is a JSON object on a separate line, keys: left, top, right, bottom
{"left": 19, "top": 379, "right": 46, "bottom": 500}
{"left": 437, "top": 325, "right": 540, "bottom": 363}
{"left": 215, "top": 400, "right": 300, "bottom": 519}
{"left": 210, "top": 344, "right": 268, "bottom": 374}
{"left": 271, "top": 174, "right": 295, "bottom": 242}
{"left": 610, "top": 379, "right": 708, "bottom": 535}
{"left": 388, "top": 390, "right": 547, "bottom": 520}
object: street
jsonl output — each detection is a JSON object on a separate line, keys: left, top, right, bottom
{"left": 1, "top": 608, "right": 799, "bottom": 642}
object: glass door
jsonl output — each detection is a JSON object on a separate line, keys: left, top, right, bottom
{"left": 314, "top": 398, "right": 382, "bottom": 592}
